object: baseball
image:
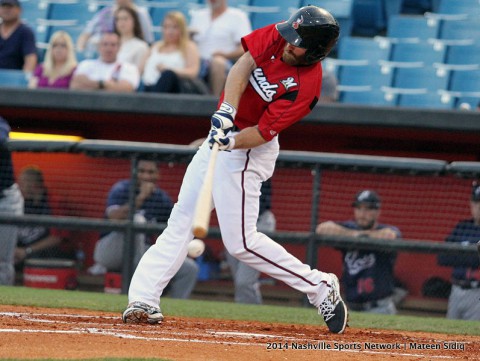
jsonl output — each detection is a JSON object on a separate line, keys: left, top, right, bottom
{"left": 187, "top": 238, "right": 205, "bottom": 258}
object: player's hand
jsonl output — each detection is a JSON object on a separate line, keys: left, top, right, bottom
{"left": 208, "top": 129, "right": 235, "bottom": 151}
{"left": 211, "top": 101, "right": 236, "bottom": 133}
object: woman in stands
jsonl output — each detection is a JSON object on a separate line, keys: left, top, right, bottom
{"left": 114, "top": 6, "right": 148, "bottom": 70}
{"left": 140, "top": 11, "right": 207, "bottom": 94}
{"left": 28, "top": 31, "right": 77, "bottom": 89}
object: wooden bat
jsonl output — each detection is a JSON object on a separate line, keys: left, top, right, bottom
{"left": 192, "top": 143, "right": 219, "bottom": 238}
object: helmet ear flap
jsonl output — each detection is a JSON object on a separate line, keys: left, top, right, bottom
{"left": 305, "top": 46, "right": 327, "bottom": 64}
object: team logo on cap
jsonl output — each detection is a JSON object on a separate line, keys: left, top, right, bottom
{"left": 292, "top": 15, "right": 303, "bottom": 29}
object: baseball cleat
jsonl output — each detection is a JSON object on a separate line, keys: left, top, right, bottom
{"left": 318, "top": 273, "right": 348, "bottom": 334}
{"left": 122, "top": 301, "right": 164, "bottom": 324}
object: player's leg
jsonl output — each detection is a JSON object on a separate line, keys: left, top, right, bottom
{"left": 125, "top": 140, "right": 212, "bottom": 314}
{"left": 214, "top": 141, "right": 347, "bottom": 333}
{"left": 446, "top": 285, "right": 462, "bottom": 320}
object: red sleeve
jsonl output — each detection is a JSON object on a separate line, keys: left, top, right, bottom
{"left": 241, "top": 24, "right": 281, "bottom": 66}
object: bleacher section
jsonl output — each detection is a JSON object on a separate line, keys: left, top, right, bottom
{"left": 4, "top": 0, "right": 479, "bottom": 110}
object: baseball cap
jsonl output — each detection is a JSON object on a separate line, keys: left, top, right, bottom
{"left": 471, "top": 182, "right": 480, "bottom": 202}
{"left": 352, "top": 190, "right": 381, "bottom": 209}
{"left": 0, "top": 0, "right": 20, "bottom": 6}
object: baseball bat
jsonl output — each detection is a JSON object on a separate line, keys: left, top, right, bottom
{"left": 192, "top": 143, "right": 219, "bottom": 238}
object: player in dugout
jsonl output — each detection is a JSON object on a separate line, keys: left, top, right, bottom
{"left": 122, "top": 6, "right": 348, "bottom": 334}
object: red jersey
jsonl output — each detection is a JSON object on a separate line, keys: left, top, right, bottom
{"left": 223, "top": 24, "right": 323, "bottom": 142}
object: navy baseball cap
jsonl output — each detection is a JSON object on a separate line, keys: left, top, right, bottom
{"left": 472, "top": 182, "right": 480, "bottom": 202}
{"left": 352, "top": 190, "right": 381, "bottom": 209}
{"left": 0, "top": 0, "right": 20, "bottom": 6}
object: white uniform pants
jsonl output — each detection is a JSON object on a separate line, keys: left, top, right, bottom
{"left": 128, "top": 137, "right": 332, "bottom": 308}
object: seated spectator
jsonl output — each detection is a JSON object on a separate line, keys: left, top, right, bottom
{"left": 28, "top": 31, "right": 77, "bottom": 89}
{"left": 89, "top": 159, "right": 198, "bottom": 299}
{"left": 70, "top": 32, "right": 140, "bottom": 93}
{"left": 15, "top": 166, "right": 75, "bottom": 269}
{"left": 438, "top": 182, "right": 480, "bottom": 321}
{"left": 141, "top": 11, "right": 208, "bottom": 95}
{"left": 77, "top": 0, "right": 153, "bottom": 58}
{"left": 189, "top": 0, "right": 252, "bottom": 96}
{"left": 0, "top": 0, "right": 37, "bottom": 73}
{"left": 316, "top": 190, "right": 402, "bottom": 315}
{"left": 114, "top": 6, "right": 148, "bottom": 70}
{"left": 0, "top": 116, "right": 23, "bottom": 285}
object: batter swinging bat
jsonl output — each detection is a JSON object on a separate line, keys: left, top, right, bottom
{"left": 192, "top": 143, "right": 219, "bottom": 238}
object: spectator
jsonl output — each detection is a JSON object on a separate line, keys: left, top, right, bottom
{"left": 225, "top": 179, "right": 276, "bottom": 304}
{"left": 70, "top": 32, "right": 140, "bottom": 92}
{"left": 114, "top": 6, "right": 148, "bottom": 70}
{"left": 15, "top": 166, "right": 75, "bottom": 269}
{"left": 89, "top": 159, "right": 198, "bottom": 299}
{"left": 0, "top": 116, "right": 23, "bottom": 285}
{"left": 76, "top": 0, "right": 153, "bottom": 58}
{"left": 0, "top": 0, "right": 37, "bottom": 73}
{"left": 189, "top": 0, "right": 252, "bottom": 96}
{"left": 437, "top": 182, "right": 480, "bottom": 321}
{"left": 316, "top": 190, "right": 402, "bottom": 314}
{"left": 28, "top": 31, "right": 77, "bottom": 89}
{"left": 141, "top": 11, "right": 207, "bottom": 95}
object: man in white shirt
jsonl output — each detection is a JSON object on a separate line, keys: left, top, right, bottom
{"left": 189, "top": 0, "right": 252, "bottom": 96}
{"left": 70, "top": 32, "right": 140, "bottom": 92}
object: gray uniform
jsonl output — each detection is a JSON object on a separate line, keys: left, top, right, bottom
{"left": 0, "top": 118, "right": 24, "bottom": 285}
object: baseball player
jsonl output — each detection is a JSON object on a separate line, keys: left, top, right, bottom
{"left": 123, "top": 6, "right": 348, "bottom": 334}
{"left": 438, "top": 182, "right": 480, "bottom": 321}
{"left": 0, "top": 116, "right": 24, "bottom": 285}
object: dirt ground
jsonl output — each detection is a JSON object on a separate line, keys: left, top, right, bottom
{"left": 0, "top": 305, "right": 478, "bottom": 361}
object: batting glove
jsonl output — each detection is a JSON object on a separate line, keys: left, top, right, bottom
{"left": 209, "top": 129, "right": 235, "bottom": 151}
{"left": 211, "top": 101, "right": 236, "bottom": 133}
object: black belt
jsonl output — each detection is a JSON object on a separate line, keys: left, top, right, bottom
{"left": 452, "top": 278, "right": 480, "bottom": 289}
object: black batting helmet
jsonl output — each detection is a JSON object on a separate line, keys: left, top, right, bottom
{"left": 276, "top": 6, "right": 340, "bottom": 64}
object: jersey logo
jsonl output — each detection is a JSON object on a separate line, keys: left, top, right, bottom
{"left": 249, "top": 68, "right": 278, "bottom": 102}
{"left": 280, "top": 77, "right": 297, "bottom": 90}
{"left": 292, "top": 15, "right": 304, "bottom": 29}
{"left": 345, "top": 251, "right": 376, "bottom": 275}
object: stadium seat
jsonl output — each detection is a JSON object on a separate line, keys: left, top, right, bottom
{"left": 436, "top": 0, "right": 480, "bottom": 17}
{"left": 337, "top": 36, "right": 391, "bottom": 63}
{"left": 445, "top": 44, "right": 480, "bottom": 66}
{"left": 0, "top": 69, "right": 29, "bottom": 88}
{"left": 300, "top": 0, "right": 353, "bottom": 38}
{"left": 449, "top": 69, "right": 480, "bottom": 92}
{"left": 456, "top": 96, "right": 480, "bottom": 110}
{"left": 48, "top": 1, "right": 95, "bottom": 26}
{"left": 401, "top": 0, "right": 433, "bottom": 14}
{"left": 397, "top": 91, "right": 454, "bottom": 109}
{"left": 386, "top": 15, "right": 439, "bottom": 40}
{"left": 149, "top": 1, "right": 183, "bottom": 27}
{"left": 439, "top": 19, "right": 480, "bottom": 42}
{"left": 244, "top": 0, "right": 298, "bottom": 30}
{"left": 393, "top": 66, "right": 449, "bottom": 91}
{"left": 21, "top": 0, "right": 49, "bottom": 28}
{"left": 350, "top": 0, "right": 386, "bottom": 36}
{"left": 338, "top": 64, "right": 393, "bottom": 88}
{"left": 339, "top": 88, "right": 398, "bottom": 106}
{"left": 388, "top": 41, "right": 446, "bottom": 65}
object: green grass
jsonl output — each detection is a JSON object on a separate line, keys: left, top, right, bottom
{"left": 1, "top": 286, "right": 479, "bottom": 336}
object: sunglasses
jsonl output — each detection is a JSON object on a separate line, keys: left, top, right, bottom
{"left": 52, "top": 43, "right": 68, "bottom": 48}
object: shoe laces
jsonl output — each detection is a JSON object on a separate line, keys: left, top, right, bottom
{"left": 318, "top": 286, "right": 339, "bottom": 322}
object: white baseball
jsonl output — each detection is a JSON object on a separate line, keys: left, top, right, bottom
{"left": 187, "top": 238, "right": 205, "bottom": 258}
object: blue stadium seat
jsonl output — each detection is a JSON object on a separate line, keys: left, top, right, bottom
{"left": 48, "top": 1, "right": 95, "bottom": 25}
{"left": 0, "top": 69, "right": 29, "bottom": 88}
{"left": 437, "top": 0, "right": 480, "bottom": 17}
{"left": 149, "top": 1, "right": 183, "bottom": 27}
{"left": 401, "top": 0, "right": 433, "bottom": 14}
{"left": 449, "top": 69, "right": 480, "bottom": 92}
{"left": 301, "top": 0, "right": 353, "bottom": 38}
{"left": 245, "top": 0, "right": 298, "bottom": 30}
{"left": 397, "top": 91, "right": 454, "bottom": 109}
{"left": 337, "top": 36, "right": 391, "bottom": 63}
{"left": 387, "top": 15, "right": 439, "bottom": 40}
{"left": 393, "top": 66, "right": 449, "bottom": 90}
{"left": 446, "top": 44, "right": 480, "bottom": 66}
{"left": 21, "top": 0, "right": 49, "bottom": 28}
{"left": 350, "top": 0, "right": 386, "bottom": 36}
{"left": 439, "top": 19, "right": 480, "bottom": 41}
{"left": 338, "top": 64, "right": 393, "bottom": 88}
{"left": 340, "top": 88, "right": 397, "bottom": 106}
{"left": 456, "top": 96, "right": 480, "bottom": 110}
{"left": 388, "top": 41, "right": 446, "bottom": 64}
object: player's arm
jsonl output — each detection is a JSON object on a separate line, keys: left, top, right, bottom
{"left": 223, "top": 51, "right": 256, "bottom": 109}
{"left": 107, "top": 182, "right": 155, "bottom": 220}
